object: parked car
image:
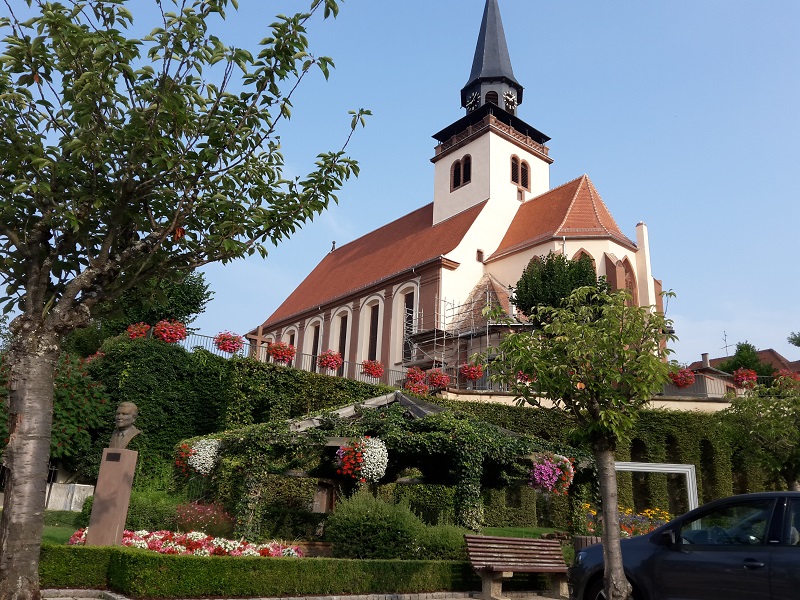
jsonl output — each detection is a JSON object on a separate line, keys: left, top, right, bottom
{"left": 568, "top": 491, "right": 800, "bottom": 600}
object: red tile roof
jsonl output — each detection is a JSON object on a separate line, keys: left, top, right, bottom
{"left": 257, "top": 201, "right": 488, "bottom": 329}
{"left": 687, "top": 349, "right": 800, "bottom": 374}
{"left": 488, "top": 174, "right": 636, "bottom": 261}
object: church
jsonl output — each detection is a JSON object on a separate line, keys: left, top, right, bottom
{"left": 246, "top": 0, "right": 663, "bottom": 384}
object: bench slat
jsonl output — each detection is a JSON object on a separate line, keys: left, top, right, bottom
{"left": 464, "top": 534, "right": 568, "bottom": 574}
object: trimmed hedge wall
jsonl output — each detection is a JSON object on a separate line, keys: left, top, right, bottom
{"left": 40, "top": 545, "right": 481, "bottom": 598}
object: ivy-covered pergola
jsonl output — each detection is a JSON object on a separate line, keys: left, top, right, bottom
{"left": 212, "top": 391, "right": 589, "bottom": 531}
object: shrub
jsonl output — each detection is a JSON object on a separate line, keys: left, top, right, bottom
{"left": 175, "top": 502, "right": 235, "bottom": 537}
{"left": 417, "top": 523, "right": 468, "bottom": 560}
{"left": 325, "top": 491, "right": 424, "bottom": 559}
{"left": 79, "top": 490, "right": 183, "bottom": 531}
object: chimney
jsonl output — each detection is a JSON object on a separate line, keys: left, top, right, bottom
{"left": 701, "top": 353, "right": 710, "bottom": 368}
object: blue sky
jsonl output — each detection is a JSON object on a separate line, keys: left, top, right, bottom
{"left": 189, "top": 0, "right": 800, "bottom": 366}
{"left": 9, "top": 0, "right": 794, "bottom": 365}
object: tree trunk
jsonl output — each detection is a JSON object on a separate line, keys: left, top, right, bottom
{"left": 0, "top": 326, "right": 60, "bottom": 600}
{"left": 593, "top": 437, "right": 633, "bottom": 600}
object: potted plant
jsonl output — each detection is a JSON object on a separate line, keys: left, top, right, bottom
{"left": 459, "top": 362, "right": 484, "bottom": 381}
{"left": 360, "top": 359, "right": 384, "bottom": 379}
{"left": 317, "top": 349, "right": 343, "bottom": 371}
{"left": 426, "top": 369, "right": 450, "bottom": 389}
{"left": 668, "top": 368, "right": 696, "bottom": 388}
{"left": 403, "top": 366, "right": 428, "bottom": 395}
{"left": 214, "top": 331, "right": 244, "bottom": 354}
{"left": 152, "top": 319, "right": 187, "bottom": 343}
{"left": 267, "top": 341, "right": 296, "bottom": 364}
{"left": 126, "top": 322, "right": 150, "bottom": 339}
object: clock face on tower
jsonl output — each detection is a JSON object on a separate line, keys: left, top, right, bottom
{"left": 503, "top": 90, "right": 518, "bottom": 111}
{"left": 466, "top": 91, "right": 480, "bottom": 112}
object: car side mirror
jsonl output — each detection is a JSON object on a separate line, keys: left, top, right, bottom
{"left": 660, "top": 529, "right": 677, "bottom": 548}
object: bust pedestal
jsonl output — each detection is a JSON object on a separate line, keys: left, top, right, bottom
{"left": 85, "top": 447, "right": 138, "bottom": 546}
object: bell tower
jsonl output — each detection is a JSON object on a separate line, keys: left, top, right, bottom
{"left": 431, "top": 0, "right": 552, "bottom": 226}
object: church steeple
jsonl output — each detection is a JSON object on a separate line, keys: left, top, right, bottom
{"left": 461, "top": 0, "right": 523, "bottom": 116}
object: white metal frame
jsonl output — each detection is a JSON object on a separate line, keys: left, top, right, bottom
{"left": 615, "top": 462, "right": 699, "bottom": 510}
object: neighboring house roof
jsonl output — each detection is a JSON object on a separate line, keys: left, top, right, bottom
{"left": 256, "top": 201, "right": 488, "bottom": 330}
{"left": 488, "top": 174, "right": 636, "bottom": 262}
{"left": 687, "top": 349, "right": 800, "bottom": 373}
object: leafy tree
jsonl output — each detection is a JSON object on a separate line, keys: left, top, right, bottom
{"left": 487, "top": 288, "right": 674, "bottom": 600}
{"left": 716, "top": 342, "right": 776, "bottom": 377}
{"left": 789, "top": 332, "right": 800, "bottom": 348}
{"left": 511, "top": 251, "right": 608, "bottom": 320}
{"left": 0, "top": 314, "right": 10, "bottom": 353}
{"left": 0, "top": 0, "right": 368, "bottom": 597}
{"left": 721, "top": 372, "right": 800, "bottom": 491}
{"left": 62, "top": 271, "right": 213, "bottom": 356}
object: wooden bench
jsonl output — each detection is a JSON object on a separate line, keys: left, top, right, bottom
{"left": 464, "top": 535, "right": 568, "bottom": 600}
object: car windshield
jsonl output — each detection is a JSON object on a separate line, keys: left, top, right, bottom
{"left": 679, "top": 498, "right": 773, "bottom": 546}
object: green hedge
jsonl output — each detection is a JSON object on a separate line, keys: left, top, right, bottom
{"left": 40, "top": 545, "right": 481, "bottom": 598}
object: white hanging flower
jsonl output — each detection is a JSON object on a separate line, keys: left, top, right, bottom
{"left": 360, "top": 437, "right": 389, "bottom": 483}
{"left": 188, "top": 438, "right": 222, "bottom": 475}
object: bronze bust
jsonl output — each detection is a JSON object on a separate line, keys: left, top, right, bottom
{"left": 109, "top": 401, "right": 141, "bottom": 449}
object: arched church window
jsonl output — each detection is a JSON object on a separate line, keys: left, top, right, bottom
{"left": 511, "top": 156, "right": 520, "bottom": 184}
{"left": 521, "top": 161, "right": 529, "bottom": 190}
{"left": 452, "top": 160, "right": 462, "bottom": 189}
{"left": 485, "top": 91, "right": 499, "bottom": 105}
{"left": 451, "top": 155, "right": 472, "bottom": 191}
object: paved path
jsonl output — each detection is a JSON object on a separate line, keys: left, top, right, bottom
{"left": 43, "top": 590, "right": 554, "bottom": 600}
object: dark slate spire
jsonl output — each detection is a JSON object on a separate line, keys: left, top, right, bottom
{"left": 460, "top": 0, "right": 524, "bottom": 116}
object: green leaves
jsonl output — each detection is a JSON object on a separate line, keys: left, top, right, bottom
{"left": 0, "top": 0, "right": 366, "bottom": 322}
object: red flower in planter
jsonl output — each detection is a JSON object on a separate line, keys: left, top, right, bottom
{"left": 733, "top": 368, "right": 758, "bottom": 388}
{"left": 426, "top": 369, "right": 450, "bottom": 389}
{"left": 459, "top": 362, "right": 484, "bottom": 381}
{"left": 668, "top": 368, "right": 696, "bottom": 389}
{"left": 214, "top": 331, "right": 244, "bottom": 354}
{"left": 361, "top": 359, "right": 384, "bottom": 378}
{"left": 267, "top": 342, "right": 296, "bottom": 364}
{"left": 317, "top": 349, "right": 343, "bottom": 371}
{"left": 127, "top": 322, "right": 150, "bottom": 339}
{"left": 152, "top": 320, "right": 187, "bottom": 343}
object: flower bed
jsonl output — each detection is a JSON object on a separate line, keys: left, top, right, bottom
{"left": 583, "top": 504, "right": 672, "bottom": 537}
{"left": 68, "top": 528, "right": 303, "bottom": 557}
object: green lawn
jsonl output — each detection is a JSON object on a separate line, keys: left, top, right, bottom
{"left": 43, "top": 525, "right": 75, "bottom": 545}
{"left": 482, "top": 525, "right": 561, "bottom": 538}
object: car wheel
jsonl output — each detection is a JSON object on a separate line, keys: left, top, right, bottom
{"left": 586, "top": 579, "right": 639, "bottom": 600}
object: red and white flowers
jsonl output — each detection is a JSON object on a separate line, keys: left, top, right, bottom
{"left": 68, "top": 528, "right": 303, "bottom": 557}
{"left": 336, "top": 436, "right": 388, "bottom": 484}
{"left": 214, "top": 331, "right": 244, "bottom": 354}
{"left": 152, "top": 319, "right": 187, "bottom": 343}
{"left": 317, "top": 349, "right": 343, "bottom": 371}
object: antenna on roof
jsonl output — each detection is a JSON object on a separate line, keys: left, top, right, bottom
{"left": 721, "top": 331, "right": 732, "bottom": 356}
{"left": 331, "top": 241, "right": 336, "bottom": 252}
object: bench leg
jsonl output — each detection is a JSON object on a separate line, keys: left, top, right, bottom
{"left": 543, "top": 573, "right": 568, "bottom": 599}
{"left": 479, "top": 571, "right": 512, "bottom": 600}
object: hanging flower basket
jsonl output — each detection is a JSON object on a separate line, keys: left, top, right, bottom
{"left": 317, "top": 349, "right": 343, "bottom": 371}
{"left": 336, "top": 436, "right": 388, "bottom": 484}
{"left": 733, "top": 368, "right": 758, "bottom": 388}
{"left": 267, "top": 342, "right": 296, "bottom": 364}
{"left": 528, "top": 452, "right": 575, "bottom": 495}
{"left": 214, "top": 331, "right": 244, "bottom": 354}
{"left": 127, "top": 322, "right": 150, "bottom": 339}
{"left": 427, "top": 369, "right": 450, "bottom": 389}
{"left": 152, "top": 320, "right": 187, "bottom": 343}
{"left": 360, "top": 359, "right": 384, "bottom": 379}
{"left": 459, "top": 362, "right": 484, "bottom": 381}
{"left": 668, "top": 368, "right": 696, "bottom": 389}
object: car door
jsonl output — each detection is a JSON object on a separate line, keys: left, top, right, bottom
{"left": 650, "top": 497, "right": 775, "bottom": 600}
{"left": 770, "top": 498, "right": 800, "bottom": 600}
